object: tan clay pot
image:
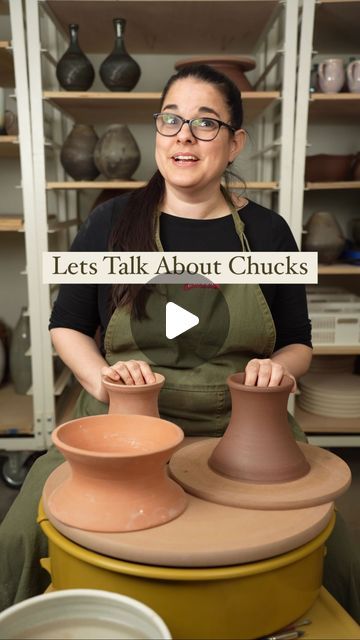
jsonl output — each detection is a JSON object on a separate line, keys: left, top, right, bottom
{"left": 49, "top": 414, "right": 187, "bottom": 532}
{"left": 102, "top": 373, "right": 164, "bottom": 417}
{"left": 209, "top": 373, "right": 310, "bottom": 482}
{"left": 175, "top": 56, "right": 256, "bottom": 91}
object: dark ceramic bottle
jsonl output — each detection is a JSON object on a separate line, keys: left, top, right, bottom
{"left": 56, "top": 24, "right": 95, "bottom": 91}
{"left": 99, "top": 18, "right": 141, "bottom": 91}
{"left": 94, "top": 124, "right": 141, "bottom": 179}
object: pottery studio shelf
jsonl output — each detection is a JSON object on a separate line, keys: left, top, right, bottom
{"left": 295, "top": 403, "right": 360, "bottom": 435}
{"left": 0, "top": 40, "right": 14, "bottom": 87}
{"left": 43, "top": 0, "right": 279, "bottom": 54}
{"left": 305, "top": 181, "right": 360, "bottom": 191}
{"left": 43, "top": 91, "right": 280, "bottom": 126}
{"left": 0, "top": 384, "right": 33, "bottom": 436}
{"left": 0, "top": 136, "right": 19, "bottom": 157}
{"left": 318, "top": 264, "right": 360, "bottom": 275}
{"left": 313, "top": 0, "right": 360, "bottom": 55}
{"left": 0, "top": 215, "right": 24, "bottom": 232}
{"left": 309, "top": 94, "right": 360, "bottom": 123}
{"left": 46, "top": 180, "right": 279, "bottom": 191}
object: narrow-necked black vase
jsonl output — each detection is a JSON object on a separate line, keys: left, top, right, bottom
{"left": 56, "top": 24, "right": 94, "bottom": 91}
{"left": 100, "top": 18, "right": 141, "bottom": 91}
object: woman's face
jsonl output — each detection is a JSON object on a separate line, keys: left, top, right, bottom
{"left": 155, "top": 78, "right": 245, "bottom": 194}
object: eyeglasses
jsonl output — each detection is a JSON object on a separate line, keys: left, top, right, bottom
{"left": 153, "top": 112, "right": 236, "bottom": 141}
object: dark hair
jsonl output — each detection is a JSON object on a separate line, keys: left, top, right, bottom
{"left": 109, "top": 64, "right": 244, "bottom": 319}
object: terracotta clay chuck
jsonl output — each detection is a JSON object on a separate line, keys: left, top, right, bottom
{"left": 102, "top": 372, "right": 165, "bottom": 417}
{"left": 209, "top": 373, "right": 310, "bottom": 483}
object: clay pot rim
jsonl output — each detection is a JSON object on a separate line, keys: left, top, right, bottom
{"left": 52, "top": 414, "right": 184, "bottom": 459}
{"left": 102, "top": 372, "right": 165, "bottom": 393}
{"left": 227, "top": 372, "right": 293, "bottom": 393}
{"left": 175, "top": 55, "right": 256, "bottom": 71}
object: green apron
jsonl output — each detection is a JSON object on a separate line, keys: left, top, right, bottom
{"left": 73, "top": 198, "right": 305, "bottom": 442}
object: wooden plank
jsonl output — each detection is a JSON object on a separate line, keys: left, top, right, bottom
{"left": 318, "top": 264, "right": 360, "bottom": 275}
{"left": 309, "top": 94, "right": 360, "bottom": 122}
{"left": 43, "top": 91, "right": 280, "bottom": 125}
{"left": 306, "top": 181, "right": 360, "bottom": 190}
{"left": 46, "top": 180, "right": 278, "bottom": 190}
{"left": 0, "top": 41, "right": 14, "bottom": 87}
{"left": 0, "top": 135, "right": 19, "bottom": 157}
{"left": 295, "top": 403, "right": 360, "bottom": 434}
{"left": 313, "top": 345, "right": 360, "bottom": 355}
{"left": 44, "top": 1, "right": 279, "bottom": 54}
{"left": 0, "top": 384, "right": 33, "bottom": 435}
{"left": 0, "top": 215, "right": 23, "bottom": 231}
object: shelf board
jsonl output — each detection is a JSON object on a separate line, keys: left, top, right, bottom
{"left": 46, "top": 180, "right": 278, "bottom": 191}
{"left": 312, "top": 345, "right": 360, "bottom": 355}
{"left": 0, "top": 215, "right": 23, "bottom": 231}
{"left": 318, "top": 264, "right": 360, "bottom": 275}
{"left": 306, "top": 181, "right": 360, "bottom": 190}
{"left": 309, "top": 93, "right": 360, "bottom": 123}
{"left": 0, "top": 40, "right": 14, "bottom": 87}
{"left": 44, "top": 1, "right": 279, "bottom": 54}
{"left": 313, "top": 1, "right": 360, "bottom": 54}
{"left": 43, "top": 91, "right": 280, "bottom": 125}
{"left": 295, "top": 403, "right": 360, "bottom": 435}
{"left": 0, "top": 383, "right": 33, "bottom": 435}
{"left": 0, "top": 135, "right": 19, "bottom": 157}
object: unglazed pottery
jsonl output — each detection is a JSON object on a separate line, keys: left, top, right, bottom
{"left": 305, "top": 154, "right": 355, "bottom": 182}
{"left": 102, "top": 372, "right": 164, "bottom": 417}
{"left": 94, "top": 124, "right": 141, "bottom": 179}
{"left": 99, "top": 18, "right": 141, "bottom": 91}
{"left": 48, "top": 414, "right": 187, "bottom": 532}
{"left": 303, "top": 211, "right": 345, "bottom": 264}
{"left": 175, "top": 56, "right": 256, "bottom": 91}
{"left": 208, "top": 373, "right": 310, "bottom": 483}
{"left": 60, "top": 124, "right": 99, "bottom": 181}
{"left": 4, "top": 110, "right": 18, "bottom": 136}
{"left": 318, "top": 58, "right": 345, "bottom": 93}
{"left": 56, "top": 24, "right": 95, "bottom": 91}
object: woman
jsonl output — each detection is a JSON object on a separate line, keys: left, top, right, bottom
{"left": 0, "top": 65, "right": 359, "bottom": 621}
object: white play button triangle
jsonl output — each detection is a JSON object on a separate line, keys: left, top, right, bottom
{"left": 165, "top": 302, "right": 199, "bottom": 340}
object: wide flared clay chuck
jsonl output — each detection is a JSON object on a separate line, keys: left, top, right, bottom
{"left": 102, "top": 372, "right": 165, "bottom": 417}
{"left": 209, "top": 372, "right": 311, "bottom": 483}
{"left": 47, "top": 414, "right": 187, "bottom": 532}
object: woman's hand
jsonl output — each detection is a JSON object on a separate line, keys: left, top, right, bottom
{"left": 101, "top": 359, "right": 156, "bottom": 385}
{"left": 244, "top": 358, "right": 297, "bottom": 392}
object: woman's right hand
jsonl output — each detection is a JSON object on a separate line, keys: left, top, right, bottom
{"left": 101, "top": 359, "right": 156, "bottom": 385}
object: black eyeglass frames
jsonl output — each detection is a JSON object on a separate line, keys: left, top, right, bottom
{"left": 153, "top": 112, "right": 236, "bottom": 141}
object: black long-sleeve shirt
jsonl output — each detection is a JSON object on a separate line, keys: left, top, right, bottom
{"left": 49, "top": 195, "right": 312, "bottom": 353}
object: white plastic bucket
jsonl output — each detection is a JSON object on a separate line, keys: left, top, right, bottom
{"left": 0, "top": 589, "right": 172, "bottom": 639}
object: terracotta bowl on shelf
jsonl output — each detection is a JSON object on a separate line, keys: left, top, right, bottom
{"left": 174, "top": 56, "right": 256, "bottom": 91}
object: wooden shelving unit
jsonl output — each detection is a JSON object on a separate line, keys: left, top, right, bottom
{"left": 0, "top": 135, "right": 19, "bottom": 157}
{"left": 318, "top": 264, "right": 360, "bottom": 275}
{"left": 43, "top": 91, "right": 280, "bottom": 125}
{"left": 306, "top": 181, "right": 360, "bottom": 191}
{"left": 0, "top": 384, "right": 33, "bottom": 436}
{"left": 309, "top": 93, "right": 360, "bottom": 122}
{"left": 44, "top": 0, "right": 279, "bottom": 54}
{"left": 0, "top": 40, "right": 14, "bottom": 86}
{"left": 0, "top": 214, "right": 23, "bottom": 231}
{"left": 46, "top": 179, "right": 279, "bottom": 191}
{"left": 313, "top": 345, "right": 360, "bottom": 355}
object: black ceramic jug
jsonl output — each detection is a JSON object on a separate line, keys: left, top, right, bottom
{"left": 99, "top": 18, "right": 141, "bottom": 91}
{"left": 56, "top": 24, "right": 95, "bottom": 91}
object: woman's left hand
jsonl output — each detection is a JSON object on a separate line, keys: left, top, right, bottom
{"left": 244, "top": 358, "right": 297, "bottom": 392}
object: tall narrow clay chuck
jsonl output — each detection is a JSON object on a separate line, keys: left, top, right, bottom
{"left": 209, "top": 373, "right": 310, "bottom": 483}
{"left": 102, "top": 373, "right": 164, "bottom": 417}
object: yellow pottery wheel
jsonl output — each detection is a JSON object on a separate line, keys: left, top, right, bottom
{"left": 38, "top": 501, "right": 335, "bottom": 640}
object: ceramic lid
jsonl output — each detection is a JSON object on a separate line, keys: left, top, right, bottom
{"left": 43, "top": 462, "right": 334, "bottom": 568}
